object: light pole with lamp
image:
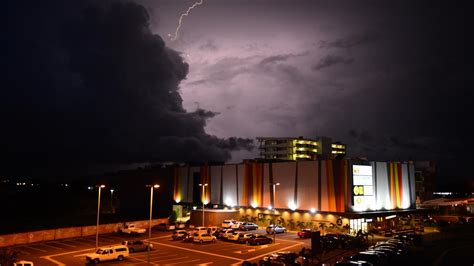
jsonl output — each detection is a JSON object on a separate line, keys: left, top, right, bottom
{"left": 198, "top": 183, "right": 208, "bottom": 227}
{"left": 147, "top": 184, "right": 160, "bottom": 265}
{"left": 96, "top": 184, "right": 105, "bottom": 250}
{"left": 110, "top": 189, "right": 114, "bottom": 214}
{"left": 270, "top": 182, "right": 280, "bottom": 243}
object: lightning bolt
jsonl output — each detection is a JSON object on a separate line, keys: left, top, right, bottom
{"left": 170, "top": 0, "right": 205, "bottom": 42}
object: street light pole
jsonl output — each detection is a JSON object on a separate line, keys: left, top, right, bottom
{"left": 147, "top": 184, "right": 160, "bottom": 265}
{"left": 270, "top": 182, "right": 280, "bottom": 243}
{"left": 110, "top": 189, "right": 114, "bottom": 214}
{"left": 96, "top": 184, "right": 105, "bottom": 250}
{"left": 198, "top": 183, "right": 208, "bottom": 227}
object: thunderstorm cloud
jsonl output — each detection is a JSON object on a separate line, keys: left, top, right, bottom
{"left": 3, "top": 0, "right": 252, "bottom": 177}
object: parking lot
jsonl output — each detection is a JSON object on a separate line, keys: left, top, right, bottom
{"left": 9, "top": 229, "right": 308, "bottom": 265}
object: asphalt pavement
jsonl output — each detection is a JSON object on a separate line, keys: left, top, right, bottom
{"left": 9, "top": 229, "right": 310, "bottom": 265}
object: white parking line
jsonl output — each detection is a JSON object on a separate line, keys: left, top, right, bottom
{"left": 134, "top": 253, "right": 178, "bottom": 260}
{"left": 154, "top": 256, "right": 188, "bottom": 263}
{"left": 52, "top": 241, "right": 77, "bottom": 248}
{"left": 165, "top": 259, "right": 200, "bottom": 265}
{"left": 12, "top": 248, "right": 31, "bottom": 255}
{"left": 128, "top": 255, "right": 158, "bottom": 265}
{"left": 41, "top": 255, "right": 66, "bottom": 266}
{"left": 21, "top": 245, "right": 47, "bottom": 252}
{"left": 149, "top": 241, "right": 242, "bottom": 262}
{"left": 72, "top": 238, "right": 95, "bottom": 243}
{"left": 39, "top": 243, "right": 64, "bottom": 250}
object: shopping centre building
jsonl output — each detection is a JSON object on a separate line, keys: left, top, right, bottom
{"left": 173, "top": 159, "right": 418, "bottom": 233}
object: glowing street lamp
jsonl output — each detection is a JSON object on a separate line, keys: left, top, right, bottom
{"left": 198, "top": 183, "right": 208, "bottom": 227}
{"left": 110, "top": 189, "right": 115, "bottom": 214}
{"left": 96, "top": 184, "right": 105, "bottom": 249}
{"left": 146, "top": 184, "right": 160, "bottom": 264}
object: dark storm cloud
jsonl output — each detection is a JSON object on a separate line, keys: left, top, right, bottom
{"left": 3, "top": 0, "right": 252, "bottom": 177}
{"left": 259, "top": 52, "right": 308, "bottom": 66}
{"left": 312, "top": 55, "right": 354, "bottom": 70}
{"left": 319, "top": 31, "right": 380, "bottom": 49}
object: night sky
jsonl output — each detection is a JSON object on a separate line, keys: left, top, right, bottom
{"left": 4, "top": 0, "right": 474, "bottom": 189}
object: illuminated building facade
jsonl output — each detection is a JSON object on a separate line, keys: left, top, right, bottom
{"left": 256, "top": 137, "right": 346, "bottom": 160}
{"left": 173, "top": 160, "right": 416, "bottom": 232}
{"left": 174, "top": 160, "right": 415, "bottom": 211}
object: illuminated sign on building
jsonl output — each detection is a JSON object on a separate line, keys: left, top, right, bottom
{"left": 352, "top": 165, "right": 375, "bottom": 211}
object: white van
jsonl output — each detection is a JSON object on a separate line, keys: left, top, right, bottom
{"left": 85, "top": 245, "right": 129, "bottom": 264}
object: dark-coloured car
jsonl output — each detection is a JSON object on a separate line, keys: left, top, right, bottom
{"left": 335, "top": 259, "right": 373, "bottom": 266}
{"left": 322, "top": 234, "right": 340, "bottom": 249}
{"left": 171, "top": 230, "right": 189, "bottom": 240}
{"left": 153, "top": 223, "right": 175, "bottom": 231}
{"left": 239, "top": 222, "right": 259, "bottom": 231}
{"left": 182, "top": 233, "right": 194, "bottom": 242}
{"left": 266, "top": 225, "right": 286, "bottom": 234}
{"left": 345, "top": 252, "right": 384, "bottom": 265}
{"left": 121, "top": 240, "right": 153, "bottom": 253}
{"left": 260, "top": 251, "right": 299, "bottom": 265}
{"left": 248, "top": 235, "right": 273, "bottom": 246}
{"left": 297, "top": 229, "right": 312, "bottom": 239}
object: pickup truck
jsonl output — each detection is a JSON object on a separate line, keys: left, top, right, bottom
{"left": 121, "top": 240, "right": 153, "bottom": 253}
{"left": 119, "top": 224, "right": 146, "bottom": 235}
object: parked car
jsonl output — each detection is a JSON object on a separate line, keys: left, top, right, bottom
{"left": 222, "top": 230, "right": 238, "bottom": 240}
{"left": 121, "top": 240, "right": 153, "bottom": 253}
{"left": 322, "top": 234, "right": 340, "bottom": 249}
{"left": 182, "top": 233, "right": 194, "bottom": 242}
{"left": 221, "top": 219, "right": 238, "bottom": 228}
{"left": 217, "top": 228, "right": 235, "bottom": 239}
{"left": 237, "top": 233, "right": 255, "bottom": 244}
{"left": 297, "top": 229, "right": 312, "bottom": 239}
{"left": 85, "top": 245, "right": 129, "bottom": 264}
{"left": 335, "top": 259, "right": 373, "bottom": 266}
{"left": 193, "top": 226, "right": 208, "bottom": 234}
{"left": 239, "top": 222, "right": 258, "bottom": 231}
{"left": 344, "top": 251, "right": 384, "bottom": 265}
{"left": 248, "top": 234, "right": 273, "bottom": 245}
{"left": 119, "top": 224, "right": 146, "bottom": 235}
{"left": 193, "top": 233, "right": 216, "bottom": 243}
{"left": 153, "top": 223, "right": 176, "bottom": 231}
{"left": 368, "top": 246, "right": 399, "bottom": 258}
{"left": 260, "top": 251, "right": 299, "bottom": 265}
{"left": 226, "top": 231, "right": 243, "bottom": 241}
{"left": 171, "top": 230, "right": 189, "bottom": 240}
{"left": 207, "top": 226, "right": 219, "bottom": 235}
{"left": 266, "top": 225, "right": 286, "bottom": 234}
{"left": 231, "top": 221, "right": 244, "bottom": 229}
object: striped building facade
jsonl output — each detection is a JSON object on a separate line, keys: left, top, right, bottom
{"left": 173, "top": 160, "right": 416, "bottom": 213}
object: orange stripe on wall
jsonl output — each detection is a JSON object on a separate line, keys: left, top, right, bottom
{"left": 326, "top": 160, "right": 336, "bottom": 212}
{"left": 389, "top": 163, "right": 396, "bottom": 209}
{"left": 337, "top": 161, "right": 347, "bottom": 212}
{"left": 397, "top": 163, "right": 403, "bottom": 208}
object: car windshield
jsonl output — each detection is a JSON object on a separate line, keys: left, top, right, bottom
{"left": 95, "top": 249, "right": 103, "bottom": 254}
